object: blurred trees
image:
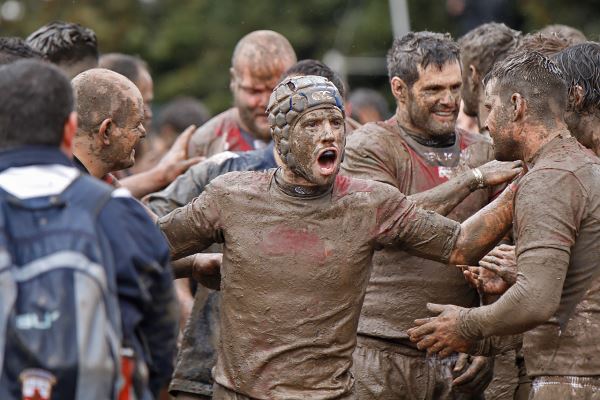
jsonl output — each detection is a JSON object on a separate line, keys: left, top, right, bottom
{"left": 0, "top": 0, "right": 598, "bottom": 114}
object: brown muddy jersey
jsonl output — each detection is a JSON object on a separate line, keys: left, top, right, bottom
{"left": 187, "top": 108, "right": 268, "bottom": 158}
{"left": 158, "top": 170, "right": 460, "bottom": 399}
{"left": 342, "top": 117, "right": 494, "bottom": 345}
{"left": 514, "top": 135, "right": 600, "bottom": 376}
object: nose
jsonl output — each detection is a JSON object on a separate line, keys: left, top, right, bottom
{"left": 321, "top": 121, "right": 335, "bottom": 142}
{"left": 439, "top": 90, "right": 457, "bottom": 108}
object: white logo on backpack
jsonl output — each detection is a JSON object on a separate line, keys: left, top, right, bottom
{"left": 15, "top": 311, "right": 60, "bottom": 330}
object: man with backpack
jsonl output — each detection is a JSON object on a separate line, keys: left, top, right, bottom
{"left": 0, "top": 59, "right": 176, "bottom": 400}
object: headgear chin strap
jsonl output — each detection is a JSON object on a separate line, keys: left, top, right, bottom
{"left": 266, "top": 75, "right": 344, "bottom": 175}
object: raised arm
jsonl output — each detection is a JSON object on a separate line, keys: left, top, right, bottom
{"left": 409, "top": 160, "right": 522, "bottom": 216}
{"left": 448, "top": 182, "right": 516, "bottom": 266}
{"left": 157, "top": 181, "right": 224, "bottom": 260}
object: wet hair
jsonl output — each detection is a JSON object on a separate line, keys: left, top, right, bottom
{"left": 72, "top": 68, "right": 139, "bottom": 136}
{"left": 516, "top": 33, "right": 572, "bottom": 58}
{"left": 387, "top": 31, "right": 460, "bottom": 86}
{"left": 159, "top": 97, "right": 211, "bottom": 133}
{"left": 98, "top": 53, "right": 147, "bottom": 85}
{"left": 349, "top": 88, "right": 391, "bottom": 120}
{"left": 0, "top": 37, "right": 43, "bottom": 65}
{"left": 538, "top": 24, "right": 586, "bottom": 45}
{"left": 458, "top": 23, "right": 521, "bottom": 78}
{"left": 485, "top": 51, "right": 567, "bottom": 117}
{"left": 553, "top": 42, "right": 600, "bottom": 113}
{"left": 231, "top": 30, "right": 296, "bottom": 72}
{"left": 283, "top": 59, "right": 346, "bottom": 99}
{"left": 26, "top": 21, "right": 98, "bottom": 66}
{"left": 0, "top": 60, "right": 73, "bottom": 147}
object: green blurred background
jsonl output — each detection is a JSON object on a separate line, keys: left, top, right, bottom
{"left": 1, "top": 0, "right": 598, "bottom": 115}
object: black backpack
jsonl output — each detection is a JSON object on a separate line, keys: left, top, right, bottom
{"left": 0, "top": 174, "right": 122, "bottom": 400}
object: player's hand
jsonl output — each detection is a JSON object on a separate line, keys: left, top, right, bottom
{"left": 477, "top": 160, "right": 523, "bottom": 187}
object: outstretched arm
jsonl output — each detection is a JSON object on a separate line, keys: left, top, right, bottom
{"left": 121, "top": 125, "right": 203, "bottom": 199}
{"left": 448, "top": 183, "right": 516, "bottom": 266}
{"left": 171, "top": 253, "right": 222, "bottom": 291}
{"left": 410, "top": 160, "right": 522, "bottom": 216}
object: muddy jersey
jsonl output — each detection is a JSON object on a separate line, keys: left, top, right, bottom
{"left": 342, "top": 117, "right": 494, "bottom": 346}
{"left": 158, "top": 170, "right": 461, "bottom": 399}
{"left": 514, "top": 135, "right": 600, "bottom": 376}
{"left": 188, "top": 108, "right": 269, "bottom": 158}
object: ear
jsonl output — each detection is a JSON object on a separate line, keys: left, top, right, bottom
{"left": 468, "top": 65, "right": 480, "bottom": 90}
{"left": 229, "top": 67, "right": 237, "bottom": 93}
{"left": 60, "top": 112, "right": 78, "bottom": 156}
{"left": 390, "top": 76, "right": 409, "bottom": 105}
{"left": 570, "top": 84, "right": 585, "bottom": 110}
{"left": 98, "top": 118, "right": 113, "bottom": 146}
{"left": 510, "top": 93, "right": 526, "bottom": 122}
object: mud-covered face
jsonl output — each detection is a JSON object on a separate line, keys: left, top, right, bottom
{"left": 484, "top": 80, "right": 519, "bottom": 161}
{"left": 107, "top": 93, "right": 146, "bottom": 171}
{"left": 407, "top": 61, "right": 462, "bottom": 137}
{"left": 289, "top": 107, "right": 345, "bottom": 186}
{"left": 232, "top": 67, "right": 281, "bottom": 141}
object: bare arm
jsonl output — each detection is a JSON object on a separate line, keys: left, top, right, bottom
{"left": 409, "top": 160, "right": 522, "bottom": 216}
{"left": 171, "top": 253, "right": 222, "bottom": 291}
{"left": 449, "top": 183, "right": 516, "bottom": 266}
{"left": 121, "top": 125, "right": 203, "bottom": 198}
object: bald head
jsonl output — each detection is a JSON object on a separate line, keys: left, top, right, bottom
{"left": 232, "top": 30, "right": 296, "bottom": 76}
{"left": 72, "top": 68, "right": 143, "bottom": 135}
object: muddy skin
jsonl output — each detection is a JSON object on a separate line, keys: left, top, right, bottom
{"left": 342, "top": 117, "right": 495, "bottom": 399}
{"left": 460, "top": 134, "right": 600, "bottom": 377}
{"left": 71, "top": 68, "right": 146, "bottom": 177}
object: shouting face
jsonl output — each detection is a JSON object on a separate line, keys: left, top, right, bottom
{"left": 484, "top": 80, "right": 520, "bottom": 161}
{"left": 289, "top": 107, "right": 346, "bottom": 187}
{"left": 405, "top": 61, "right": 462, "bottom": 138}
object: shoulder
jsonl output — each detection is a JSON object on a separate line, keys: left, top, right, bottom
{"left": 188, "top": 108, "right": 241, "bottom": 155}
{"left": 345, "top": 119, "right": 410, "bottom": 162}
{"left": 333, "top": 174, "right": 402, "bottom": 201}
{"left": 207, "top": 169, "right": 272, "bottom": 194}
{"left": 533, "top": 136, "right": 598, "bottom": 174}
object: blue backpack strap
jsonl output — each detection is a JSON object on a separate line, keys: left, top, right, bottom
{"left": 59, "top": 174, "right": 115, "bottom": 218}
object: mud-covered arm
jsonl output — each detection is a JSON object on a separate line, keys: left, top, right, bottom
{"left": 145, "top": 152, "right": 237, "bottom": 217}
{"left": 472, "top": 335, "right": 523, "bottom": 357}
{"left": 409, "top": 160, "right": 522, "bottom": 216}
{"left": 458, "top": 170, "right": 584, "bottom": 339}
{"left": 171, "top": 253, "right": 222, "bottom": 291}
{"left": 448, "top": 183, "right": 516, "bottom": 266}
{"left": 157, "top": 181, "right": 224, "bottom": 260}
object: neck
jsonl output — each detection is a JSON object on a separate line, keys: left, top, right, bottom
{"left": 521, "top": 119, "right": 570, "bottom": 165}
{"left": 72, "top": 138, "right": 111, "bottom": 179}
{"left": 274, "top": 167, "right": 332, "bottom": 198}
{"left": 566, "top": 111, "right": 600, "bottom": 156}
{"left": 394, "top": 106, "right": 455, "bottom": 146}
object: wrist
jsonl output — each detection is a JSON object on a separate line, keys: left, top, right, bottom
{"left": 468, "top": 168, "right": 486, "bottom": 192}
{"left": 458, "top": 308, "right": 484, "bottom": 341}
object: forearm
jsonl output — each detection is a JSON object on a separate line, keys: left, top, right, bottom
{"left": 458, "top": 249, "right": 568, "bottom": 339}
{"left": 409, "top": 170, "right": 480, "bottom": 216}
{"left": 450, "top": 185, "right": 514, "bottom": 266}
{"left": 121, "top": 167, "right": 168, "bottom": 199}
{"left": 472, "top": 334, "right": 523, "bottom": 357}
{"left": 171, "top": 254, "right": 196, "bottom": 279}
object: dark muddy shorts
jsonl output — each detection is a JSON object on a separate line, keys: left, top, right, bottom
{"left": 352, "top": 335, "right": 483, "bottom": 400}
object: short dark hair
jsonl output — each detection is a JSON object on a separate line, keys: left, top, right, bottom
{"left": 0, "top": 60, "right": 73, "bottom": 148}
{"left": 283, "top": 59, "right": 347, "bottom": 99}
{"left": 387, "top": 31, "right": 460, "bottom": 86}
{"left": 553, "top": 42, "right": 600, "bottom": 113}
{"left": 459, "top": 23, "right": 521, "bottom": 78}
{"left": 99, "top": 53, "right": 147, "bottom": 85}
{"left": 26, "top": 21, "right": 98, "bottom": 65}
{"left": 159, "top": 97, "right": 211, "bottom": 133}
{"left": 486, "top": 51, "right": 567, "bottom": 117}
{"left": 516, "top": 33, "right": 572, "bottom": 58}
{"left": 0, "top": 37, "right": 43, "bottom": 65}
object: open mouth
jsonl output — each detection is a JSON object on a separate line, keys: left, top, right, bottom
{"left": 433, "top": 110, "right": 456, "bottom": 120}
{"left": 317, "top": 148, "right": 338, "bottom": 174}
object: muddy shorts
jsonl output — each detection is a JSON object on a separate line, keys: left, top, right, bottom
{"left": 530, "top": 376, "right": 600, "bottom": 399}
{"left": 484, "top": 350, "right": 519, "bottom": 400}
{"left": 352, "top": 335, "right": 483, "bottom": 400}
{"left": 212, "top": 382, "right": 358, "bottom": 400}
